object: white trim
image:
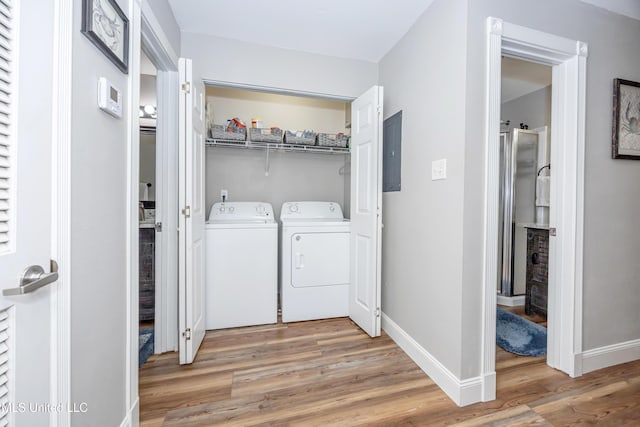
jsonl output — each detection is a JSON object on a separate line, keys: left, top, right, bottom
{"left": 119, "top": 397, "right": 139, "bottom": 427}
{"left": 140, "top": 0, "right": 178, "bottom": 71}
{"left": 50, "top": 0, "right": 72, "bottom": 425}
{"left": 127, "top": 0, "right": 142, "bottom": 421}
{"left": 382, "top": 313, "right": 483, "bottom": 407}
{"left": 581, "top": 340, "right": 640, "bottom": 374}
{"left": 480, "top": 17, "right": 503, "bottom": 402}
{"left": 482, "top": 17, "right": 587, "bottom": 399}
{"left": 496, "top": 295, "right": 525, "bottom": 307}
{"left": 202, "top": 79, "right": 356, "bottom": 102}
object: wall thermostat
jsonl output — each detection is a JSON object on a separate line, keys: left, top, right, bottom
{"left": 98, "top": 77, "right": 122, "bottom": 118}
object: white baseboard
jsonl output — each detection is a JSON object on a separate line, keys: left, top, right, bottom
{"left": 120, "top": 397, "right": 139, "bottom": 427}
{"left": 581, "top": 339, "right": 640, "bottom": 374}
{"left": 381, "top": 313, "right": 483, "bottom": 406}
{"left": 496, "top": 295, "right": 525, "bottom": 307}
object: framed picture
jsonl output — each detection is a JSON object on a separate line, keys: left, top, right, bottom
{"left": 612, "top": 78, "right": 640, "bottom": 159}
{"left": 81, "top": 0, "right": 129, "bottom": 74}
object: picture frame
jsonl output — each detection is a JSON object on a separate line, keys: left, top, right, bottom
{"left": 612, "top": 78, "right": 640, "bottom": 159}
{"left": 81, "top": 0, "right": 129, "bottom": 74}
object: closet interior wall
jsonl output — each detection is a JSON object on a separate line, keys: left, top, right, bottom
{"left": 204, "top": 86, "right": 351, "bottom": 219}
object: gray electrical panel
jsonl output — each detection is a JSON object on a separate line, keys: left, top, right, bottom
{"left": 383, "top": 111, "right": 402, "bottom": 192}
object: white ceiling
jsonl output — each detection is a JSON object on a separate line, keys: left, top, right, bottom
{"left": 167, "top": 0, "right": 436, "bottom": 62}
{"left": 579, "top": 0, "right": 640, "bottom": 21}
{"left": 501, "top": 57, "right": 552, "bottom": 103}
{"left": 167, "top": 1, "right": 640, "bottom": 64}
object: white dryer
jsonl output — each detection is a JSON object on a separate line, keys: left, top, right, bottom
{"left": 280, "top": 201, "right": 350, "bottom": 322}
{"left": 205, "top": 202, "right": 277, "bottom": 329}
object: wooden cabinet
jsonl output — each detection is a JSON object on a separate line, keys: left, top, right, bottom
{"left": 139, "top": 227, "right": 155, "bottom": 322}
{"left": 525, "top": 227, "right": 549, "bottom": 317}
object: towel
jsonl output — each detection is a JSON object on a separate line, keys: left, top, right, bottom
{"left": 139, "top": 182, "right": 150, "bottom": 201}
{"left": 536, "top": 176, "right": 550, "bottom": 207}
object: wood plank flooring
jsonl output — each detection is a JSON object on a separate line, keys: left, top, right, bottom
{"left": 139, "top": 317, "right": 640, "bottom": 426}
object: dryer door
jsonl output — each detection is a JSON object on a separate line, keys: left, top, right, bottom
{"left": 291, "top": 232, "right": 349, "bottom": 288}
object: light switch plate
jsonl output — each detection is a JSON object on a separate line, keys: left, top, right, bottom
{"left": 432, "top": 159, "right": 447, "bottom": 180}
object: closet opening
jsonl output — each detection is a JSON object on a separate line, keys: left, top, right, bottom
{"left": 203, "top": 85, "right": 353, "bottom": 328}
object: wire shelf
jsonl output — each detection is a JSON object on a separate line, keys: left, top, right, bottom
{"left": 205, "top": 138, "right": 350, "bottom": 155}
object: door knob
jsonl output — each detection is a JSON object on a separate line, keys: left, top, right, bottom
{"left": 3, "top": 261, "right": 59, "bottom": 296}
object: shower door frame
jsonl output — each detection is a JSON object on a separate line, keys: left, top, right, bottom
{"left": 481, "top": 17, "right": 587, "bottom": 402}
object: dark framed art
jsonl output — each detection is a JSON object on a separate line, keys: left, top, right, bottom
{"left": 612, "top": 78, "right": 640, "bottom": 159}
{"left": 81, "top": 0, "right": 129, "bottom": 74}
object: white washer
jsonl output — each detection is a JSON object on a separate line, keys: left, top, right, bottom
{"left": 280, "top": 201, "right": 350, "bottom": 322}
{"left": 205, "top": 202, "right": 277, "bottom": 329}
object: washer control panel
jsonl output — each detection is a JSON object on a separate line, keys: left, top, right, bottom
{"left": 208, "top": 202, "right": 274, "bottom": 222}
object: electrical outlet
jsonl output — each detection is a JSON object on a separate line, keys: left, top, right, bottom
{"left": 221, "top": 189, "right": 228, "bottom": 201}
{"left": 432, "top": 159, "right": 447, "bottom": 180}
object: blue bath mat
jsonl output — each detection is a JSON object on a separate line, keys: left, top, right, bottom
{"left": 139, "top": 328, "right": 154, "bottom": 367}
{"left": 496, "top": 307, "right": 547, "bottom": 357}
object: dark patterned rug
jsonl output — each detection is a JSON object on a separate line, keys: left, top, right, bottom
{"left": 496, "top": 307, "right": 547, "bottom": 357}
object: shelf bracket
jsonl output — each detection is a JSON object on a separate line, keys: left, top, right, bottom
{"left": 265, "top": 144, "right": 270, "bottom": 176}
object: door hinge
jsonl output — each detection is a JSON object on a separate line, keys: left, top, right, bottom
{"left": 181, "top": 81, "right": 191, "bottom": 93}
{"left": 182, "top": 328, "right": 191, "bottom": 340}
{"left": 155, "top": 222, "right": 163, "bottom": 232}
{"left": 376, "top": 105, "right": 382, "bottom": 114}
{"left": 182, "top": 206, "right": 191, "bottom": 218}
{"left": 375, "top": 307, "right": 381, "bottom": 318}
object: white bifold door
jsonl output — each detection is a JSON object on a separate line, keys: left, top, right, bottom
{"left": 349, "top": 86, "right": 384, "bottom": 337}
{"left": 178, "top": 58, "right": 206, "bottom": 364}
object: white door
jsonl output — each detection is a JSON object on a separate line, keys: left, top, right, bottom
{"left": 0, "top": 0, "right": 56, "bottom": 424}
{"left": 349, "top": 86, "right": 383, "bottom": 337}
{"left": 178, "top": 58, "right": 206, "bottom": 364}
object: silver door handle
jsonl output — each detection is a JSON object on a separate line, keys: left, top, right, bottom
{"left": 3, "top": 261, "right": 59, "bottom": 296}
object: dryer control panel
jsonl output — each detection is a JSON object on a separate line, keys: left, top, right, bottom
{"left": 280, "top": 201, "right": 344, "bottom": 220}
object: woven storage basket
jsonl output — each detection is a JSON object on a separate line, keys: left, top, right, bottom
{"left": 249, "top": 127, "right": 283, "bottom": 143}
{"left": 209, "top": 124, "right": 246, "bottom": 141}
{"left": 317, "top": 133, "right": 349, "bottom": 148}
{"left": 284, "top": 130, "right": 317, "bottom": 146}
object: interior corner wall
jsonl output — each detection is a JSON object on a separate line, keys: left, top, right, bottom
{"left": 463, "top": 0, "right": 640, "bottom": 370}
{"left": 70, "top": 0, "right": 129, "bottom": 424}
{"left": 501, "top": 85, "right": 552, "bottom": 131}
{"left": 180, "top": 32, "right": 378, "bottom": 99}
{"left": 378, "top": 0, "right": 469, "bottom": 379}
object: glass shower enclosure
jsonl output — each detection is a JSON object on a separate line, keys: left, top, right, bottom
{"left": 498, "top": 129, "right": 539, "bottom": 296}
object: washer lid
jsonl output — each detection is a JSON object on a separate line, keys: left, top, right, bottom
{"left": 280, "top": 201, "right": 344, "bottom": 221}
{"left": 208, "top": 202, "right": 275, "bottom": 223}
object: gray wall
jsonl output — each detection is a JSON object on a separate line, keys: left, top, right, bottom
{"left": 145, "top": 0, "right": 181, "bottom": 56}
{"left": 206, "top": 149, "right": 347, "bottom": 220}
{"left": 181, "top": 33, "right": 378, "bottom": 99}
{"left": 379, "top": 0, "right": 468, "bottom": 379}
{"left": 70, "top": 0, "right": 129, "bottom": 424}
{"left": 462, "top": 0, "right": 640, "bottom": 377}
{"left": 501, "top": 85, "right": 552, "bottom": 132}
{"left": 380, "top": 0, "right": 640, "bottom": 384}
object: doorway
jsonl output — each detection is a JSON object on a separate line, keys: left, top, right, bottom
{"left": 138, "top": 49, "right": 158, "bottom": 366}
{"left": 496, "top": 56, "right": 552, "bottom": 363}
{"left": 481, "top": 18, "right": 587, "bottom": 401}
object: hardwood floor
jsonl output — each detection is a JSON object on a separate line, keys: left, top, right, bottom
{"left": 139, "top": 317, "right": 640, "bottom": 426}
